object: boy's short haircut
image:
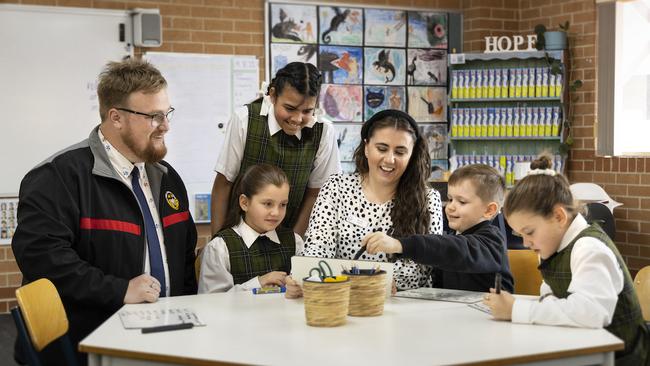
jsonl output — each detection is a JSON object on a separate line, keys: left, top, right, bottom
{"left": 448, "top": 164, "right": 505, "bottom": 207}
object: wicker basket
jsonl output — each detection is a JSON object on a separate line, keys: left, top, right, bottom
{"left": 344, "top": 271, "right": 387, "bottom": 317}
{"left": 302, "top": 278, "right": 351, "bottom": 327}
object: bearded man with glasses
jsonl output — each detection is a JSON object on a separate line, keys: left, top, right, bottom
{"left": 12, "top": 59, "right": 197, "bottom": 366}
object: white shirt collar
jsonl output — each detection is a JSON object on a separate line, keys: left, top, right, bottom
{"left": 232, "top": 218, "right": 281, "bottom": 249}
{"left": 558, "top": 214, "right": 589, "bottom": 253}
{"left": 98, "top": 128, "right": 144, "bottom": 179}
{"left": 260, "top": 95, "right": 317, "bottom": 141}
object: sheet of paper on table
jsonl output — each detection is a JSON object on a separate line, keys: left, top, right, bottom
{"left": 395, "top": 287, "right": 485, "bottom": 303}
{"left": 118, "top": 307, "right": 206, "bottom": 329}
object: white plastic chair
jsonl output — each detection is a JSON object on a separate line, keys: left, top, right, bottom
{"left": 570, "top": 183, "right": 622, "bottom": 214}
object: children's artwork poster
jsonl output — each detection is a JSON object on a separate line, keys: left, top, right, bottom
{"left": 364, "top": 9, "right": 407, "bottom": 47}
{"left": 408, "top": 12, "right": 448, "bottom": 49}
{"left": 430, "top": 159, "right": 449, "bottom": 181}
{"left": 267, "top": 3, "right": 456, "bottom": 166}
{"left": 0, "top": 197, "right": 18, "bottom": 245}
{"left": 364, "top": 48, "right": 406, "bottom": 85}
{"left": 270, "top": 4, "right": 318, "bottom": 43}
{"left": 320, "top": 84, "right": 363, "bottom": 122}
{"left": 406, "top": 49, "right": 447, "bottom": 86}
{"left": 194, "top": 193, "right": 211, "bottom": 223}
{"left": 408, "top": 86, "right": 447, "bottom": 122}
{"left": 364, "top": 86, "right": 406, "bottom": 120}
{"left": 335, "top": 124, "right": 362, "bottom": 161}
{"left": 318, "top": 6, "right": 363, "bottom": 46}
{"left": 318, "top": 46, "right": 363, "bottom": 84}
{"left": 270, "top": 43, "right": 317, "bottom": 78}
{"left": 420, "top": 124, "right": 448, "bottom": 160}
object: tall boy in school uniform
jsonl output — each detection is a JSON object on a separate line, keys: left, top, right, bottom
{"left": 364, "top": 164, "right": 513, "bottom": 292}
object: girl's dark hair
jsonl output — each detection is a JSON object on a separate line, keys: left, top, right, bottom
{"left": 503, "top": 153, "right": 577, "bottom": 219}
{"left": 222, "top": 164, "right": 289, "bottom": 230}
{"left": 353, "top": 110, "right": 431, "bottom": 236}
{"left": 267, "top": 62, "right": 322, "bottom": 97}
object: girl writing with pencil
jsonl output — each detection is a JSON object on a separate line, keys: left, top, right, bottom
{"left": 198, "top": 164, "right": 304, "bottom": 293}
{"left": 483, "top": 154, "right": 649, "bottom": 365}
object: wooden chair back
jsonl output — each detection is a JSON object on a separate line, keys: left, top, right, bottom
{"left": 507, "top": 249, "right": 543, "bottom": 296}
{"left": 15, "top": 278, "right": 68, "bottom": 352}
{"left": 634, "top": 266, "right": 650, "bottom": 321}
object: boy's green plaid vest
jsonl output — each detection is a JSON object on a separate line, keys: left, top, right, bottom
{"left": 240, "top": 99, "right": 323, "bottom": 228}
{"left": 217, "top": 226, "right": 296, "bottom": 285}
{"left": 539, "top": 224, "right": 649, "bottom": 366}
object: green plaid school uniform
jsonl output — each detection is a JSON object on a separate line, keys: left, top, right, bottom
{"left": 539, "top": 224, "right": 649, "bottom": 366}
{"left": 240, "top": 99, "right": 323, "bottom": 228}
{"left": 218, "top": 227, "right": 296, "bottom": 285}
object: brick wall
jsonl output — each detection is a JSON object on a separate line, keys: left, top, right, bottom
{"left": 0, "top": 0, "right": 461, "bottom": 311}
{"left": 517, "top": 0, "right": 650, "bottom": 273}
{"left": 1, "top": 0, "right": 648, "bottom": 312}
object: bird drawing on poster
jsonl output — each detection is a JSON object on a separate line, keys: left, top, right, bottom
{"left": 373, "top": 50, "right": 395, "bottom": 83}
{"left": 407, "top": 56, "right": 417, "bottom": 84}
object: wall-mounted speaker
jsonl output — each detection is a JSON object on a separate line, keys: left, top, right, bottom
{"left": 132, "top": 9, "right": 162, "bottom": 47}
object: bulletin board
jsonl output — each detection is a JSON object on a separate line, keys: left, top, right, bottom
{"left": 145, "top": 52, "right": 259, "bottom": 223}
{"left": 0, "top": 4, "right": 133, "bottom": 196}
{"left": 265, "top": 1, "right": 461, "bottom": 176}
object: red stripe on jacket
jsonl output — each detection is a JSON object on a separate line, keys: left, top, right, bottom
{"left": 80, "top": 218, "right": 141, "bottom": 235}
{"left": 162, "top": 211, "right": 190, "bottom": 228}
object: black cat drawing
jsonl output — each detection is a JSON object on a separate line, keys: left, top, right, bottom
{"left": 272, "top": 8, "right": 302, "bottom": 42}
{"left": 366, "top": 88, "right": 385, "bottom": 109}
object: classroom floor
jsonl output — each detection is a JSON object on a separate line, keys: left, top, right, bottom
{"left": 0, "top": 314, "right": 20, "bottom": 366}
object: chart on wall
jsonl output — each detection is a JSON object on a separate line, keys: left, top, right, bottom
{"left": 266, "top": 1, "right": 456, "bottom": 176}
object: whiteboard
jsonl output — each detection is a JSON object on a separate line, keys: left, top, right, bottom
{"left": 0, "top": 4, "right": 133, "bottom": 195}
{"left": 144, "top": 52, "right": 259, "bottom": 222}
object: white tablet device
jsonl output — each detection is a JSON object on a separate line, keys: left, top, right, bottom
{"left": 290, "top": 255, "right": 394, "bottom": 297}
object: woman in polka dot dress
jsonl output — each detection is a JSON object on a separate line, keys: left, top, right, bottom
{"left": 286, "top": 110, "right": 444, "bottom": 297}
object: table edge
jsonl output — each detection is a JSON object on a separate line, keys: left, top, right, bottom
{"left": 79, "top": 339, "right": 624, "bottom": 366}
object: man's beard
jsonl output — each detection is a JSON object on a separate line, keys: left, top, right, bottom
{"left": 122, "top": 129, "right": 167, "bottom": 163}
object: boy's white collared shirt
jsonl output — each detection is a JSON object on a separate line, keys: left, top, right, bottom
{"left": 511, "top": 214, "right": 624, "bottom": 329}
{"left": 197, "top": 218, "right": 304, "bottom": 293}
{"left": 213, "top": 97, "right": 341, "bottom": 188}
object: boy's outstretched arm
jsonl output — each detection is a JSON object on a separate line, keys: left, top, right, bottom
{"left": 399, "top": 229, "right": 505, "bottom": 273}
{"left": 363, "top": 232, "right": 403, "bottom": 254}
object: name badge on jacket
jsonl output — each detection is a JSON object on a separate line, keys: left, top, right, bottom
{"left": 345, "top": 214, "right": 369, "bottom": 228}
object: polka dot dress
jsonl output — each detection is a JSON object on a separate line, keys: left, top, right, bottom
{"left": 303, "top": 173, "right": 444, "bottom": 290}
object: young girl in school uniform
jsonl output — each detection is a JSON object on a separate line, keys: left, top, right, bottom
{"left": 198, "top": 164, "right": 304, "bottom": 293}
{"left": 210, "top": 62, "right": 341, "bottom": 238}
{"left": 484, "top": 154, "right": 649, "bottom": 366}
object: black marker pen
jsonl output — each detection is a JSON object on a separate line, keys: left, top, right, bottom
{"left": 141, "top": 322, "right": 193, "bottom": 334}
{"left": 494, "top": 273, "right": 502, "bottom": 294}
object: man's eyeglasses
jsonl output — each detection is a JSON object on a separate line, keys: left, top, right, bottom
{"left": 115, "top": 107, "right": 175, "bottom": 128}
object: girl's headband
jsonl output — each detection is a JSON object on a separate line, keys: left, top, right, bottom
{"left": 361, "top": 109, "right": 420, "bottom": 140}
